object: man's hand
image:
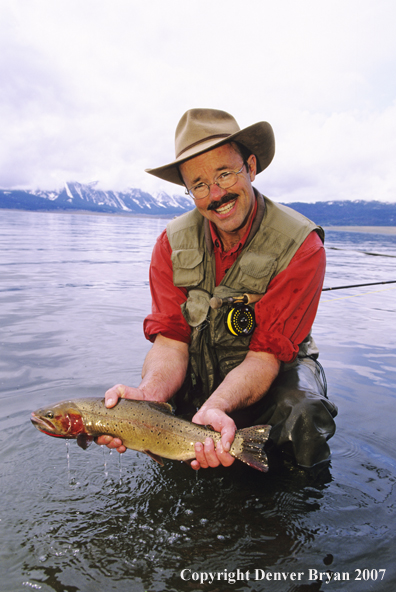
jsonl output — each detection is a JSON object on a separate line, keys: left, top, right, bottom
{"left": 96, "top": 384, "right": 146, "bottom": 452}
{"left": 96, "top": 336, "right": 189, "bottom": 454}
{"left": 190, "top": 407, "right": 236, "bottom": 470}
{"left": 104, "top": 384, "right": 146, "bottom": 408}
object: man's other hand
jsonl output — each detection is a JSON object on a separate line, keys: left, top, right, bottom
{"left": 190, "top": 407, "right": 236, "bottom": 470}
{"left": 95, "top": 384, "right": 146, "bottom": 452}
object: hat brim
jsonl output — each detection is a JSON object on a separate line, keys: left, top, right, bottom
{"left": 145, "top": 121, "right": 275, "bottom": 186}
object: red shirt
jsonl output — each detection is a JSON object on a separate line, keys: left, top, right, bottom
{"left": 143, "top": 214, "right": 325, "bottom": 364}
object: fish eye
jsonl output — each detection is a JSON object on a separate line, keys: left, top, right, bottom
{"left": 45, "top": 411, "right": 54, "bottom": 419}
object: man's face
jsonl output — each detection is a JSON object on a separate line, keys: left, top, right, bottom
{"left": 179, "top": 143, "right": 257, "bottom": 241}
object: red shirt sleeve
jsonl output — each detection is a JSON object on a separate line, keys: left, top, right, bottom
{"left": 143, "top": 230, "right": 191, "bottom": 344}
{"left": 249, "top": 231, "right": 325, "bottom": 362}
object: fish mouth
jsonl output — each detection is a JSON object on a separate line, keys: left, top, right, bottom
{"left": 31, "top": 412, "right": 57, "bottom": 433}
{"left": 31, "top": 413, "right": 69, "bottom": 438}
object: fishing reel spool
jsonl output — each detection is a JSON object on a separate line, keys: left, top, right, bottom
{"left": 226, "top": 303, "right": 256, "bottom": 337}
{"left": 209, "top": 293, "right": 259, "bottom": 337}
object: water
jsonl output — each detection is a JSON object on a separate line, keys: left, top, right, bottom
{"left": 1, "top": 210, "right": 395, "bottom": 592}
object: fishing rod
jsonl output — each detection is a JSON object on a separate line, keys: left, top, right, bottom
{"left": 211, "top": 281, "right": 396, "bottom": 308}
{"left": 327, "top": 247, "right": 396, "bottom": 258}
{"left": 210, "top": 281, "right": 396, "bottom": 335}
{"left": 322, "top": 280, "right": 396, "bottom": 292}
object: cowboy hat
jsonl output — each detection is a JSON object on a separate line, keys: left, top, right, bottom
{"left": 145, "top": 108, "right": 275, "bottom": 186}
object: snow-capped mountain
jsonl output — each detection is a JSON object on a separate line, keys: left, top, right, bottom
{"left": 0, "top": 182, "right": 193, "bottom": 216}
{"left": 1, "top": 183, "right": 396, "bottom": 225}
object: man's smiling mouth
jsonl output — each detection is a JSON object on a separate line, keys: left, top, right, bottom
{"left": 215, "top": 199, "right": 236, "bottom": 214}
{"left": 207, "top": 193, "right": 238, "bottom": 213}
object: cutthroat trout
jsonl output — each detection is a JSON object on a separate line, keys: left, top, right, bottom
{"left": 31, "top": 398, "right": 271, "bottom": 472}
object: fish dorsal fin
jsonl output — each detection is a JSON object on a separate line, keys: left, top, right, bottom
{"left": 147, "top": 401, "right": 174, "bottom": 415}
{"left": 144, "top": 450, "right": 165, "bottom": 466}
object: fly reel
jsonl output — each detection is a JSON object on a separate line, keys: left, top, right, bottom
{"left": 226, "top": 303, "right": 256, "bottom": 337}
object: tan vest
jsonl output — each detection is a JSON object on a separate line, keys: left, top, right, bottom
{"left": 167, "top": 191, "right": 324, "bottom": 400}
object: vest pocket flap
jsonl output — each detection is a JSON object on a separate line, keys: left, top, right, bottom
{"left": 171, "top": 249, "right": 204, "bottom": 270}
{"left": 239, "top": 252, "right": 277, "bottom": 279}
{"left": 171, "top": 249, "right": 205, "bottom": 287}
{"left": 182, "top": 288, "right": 211, "bottom": 327}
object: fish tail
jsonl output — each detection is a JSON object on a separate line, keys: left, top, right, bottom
{"left": 234, "top": 425, "right": 271, "bottom": 472}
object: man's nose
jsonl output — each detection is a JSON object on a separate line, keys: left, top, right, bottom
{"left": 208, "top": 182, "right": 227, "bottom": 200}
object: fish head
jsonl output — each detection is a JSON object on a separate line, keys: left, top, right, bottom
{"left": 31, "top": 400, "right": 86, "bottom": 439}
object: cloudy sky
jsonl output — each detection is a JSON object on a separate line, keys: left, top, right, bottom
{"left": 1, "top": 0, "right": 396, "bottom": 202}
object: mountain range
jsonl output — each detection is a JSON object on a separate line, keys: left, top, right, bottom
{"left": 0, "top": 182, "right": 192, "bottom": 217}
{"left": 1, "top": 182, "right": 395, "bottom": 226}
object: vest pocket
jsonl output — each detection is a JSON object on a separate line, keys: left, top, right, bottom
{"left": 171, "top": 248, "right": 205, "bottom": 287}
{"left": 181, "top": 288, "right": 211, "bottom": 327}
{"left": 237, "top": 252, "right": 278, "bottom": 292}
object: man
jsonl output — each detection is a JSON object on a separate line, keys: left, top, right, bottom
{"left": 97, "top": 108, "right": 337, "bottom": 470}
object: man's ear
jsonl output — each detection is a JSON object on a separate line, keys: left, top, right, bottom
{"left": 247, "top": 154, "right": 257, "bottom": 182}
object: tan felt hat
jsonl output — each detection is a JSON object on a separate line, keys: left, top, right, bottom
{"left": 145, "top": 108, "right": 275, "bottom": 186}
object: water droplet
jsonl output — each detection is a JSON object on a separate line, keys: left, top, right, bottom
{"left": 180, "top": 525, "right": 190, "bottom": 532}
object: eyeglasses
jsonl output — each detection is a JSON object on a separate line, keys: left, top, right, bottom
{"left": 185, "top": 164, "right": 246, "bottom": 200}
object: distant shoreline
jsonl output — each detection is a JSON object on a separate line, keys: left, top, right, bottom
{"left": 0, "top": 207, "right": 175, "bottom": 219}
{"left": 1, "top": 209, "right": 396, "bottom": 233}
{"left": 324, "top": 226, "right": 396, "bottom": 235}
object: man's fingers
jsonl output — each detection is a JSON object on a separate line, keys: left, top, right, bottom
{"left": 190, "top": 459, "right": 201, "bottom": 471}
{"left": 104, "top": 384, "right": 125, "bottom": 408}
{"left": 203, "top": 437, "right": 221, "bottom": 467}
{"left": 190, "top": 409, "right": 237, "bottom": 470}
{"left": 194, "top": 441, "right": 209, "bottom": 468}
{"left": 95, "top": 435, "right": 126, "bottom": 453}
{"left": 114, "top": 444, "right": 127, "bottom": 454}
{"left": 96, "top": 435, "right": 112, "bottom": 445}
{"left": 194, "top": 438, "right": 221, "bottom": 469}
{"left": 105, "top": 396, "right": 117, "bottom": 408}
{"left": 221, "top": 425, "right": 236, "bottom": 452}
{"left": 104, "top": 384, "right": 147, "bottom": 408}
{"left": 216, "top": 440, "right": 235, "bottom": 467}
{"left": 192, "top": 437, "right": 235, "bottom": 470}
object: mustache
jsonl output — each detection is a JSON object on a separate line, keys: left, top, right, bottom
{"left": 207, "top": 193, "right": 238, "bottom": 211}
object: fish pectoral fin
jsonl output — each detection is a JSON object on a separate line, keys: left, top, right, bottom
{"left": 77, "top": 434, "right": 94, "bottom": 450}
{"left": 144, "top": 450, "right": 165, "bottom": 466}
{"left": 147, "top": 401, "right": 174, "bottom": 415}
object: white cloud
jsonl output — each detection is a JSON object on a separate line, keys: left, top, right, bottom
{"left": 259, "top": 103, "right": 396, "bottom": 202}
{"left": 1, "top": 0, "right": 396, "bottom": 202}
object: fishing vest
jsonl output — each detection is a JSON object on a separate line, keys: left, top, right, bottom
{"left": 166, "top": 191, "right": 324, "bottom": 401}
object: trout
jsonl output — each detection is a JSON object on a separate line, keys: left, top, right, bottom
{"left": 31, "top": 398, "right": 271, "bottom": 472}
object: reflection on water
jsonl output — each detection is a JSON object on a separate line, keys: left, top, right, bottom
{"left": 0, "top": 211, "right": 396, "bottom": 591}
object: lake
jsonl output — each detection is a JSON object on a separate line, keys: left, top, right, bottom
{"left": 1, "top": 209, "right": 395, "bottom": 592}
